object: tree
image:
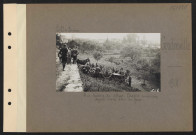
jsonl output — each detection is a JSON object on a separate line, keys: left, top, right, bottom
{"left": 56, "top": 33, "right": 61, "bottom": 46}
{"left": 151, "top": 53, "right": 160, "bottom": 72}
{"left": 120, "top": 46, "right": 141, "bottom": 61}
{"left": 96, "top": 45, "right": 104, "bottom": 52}
{"left": 122, "top": 34, "right": 138, "bottom": 45}
{"left": 150, "top": 52, "right": 160, "bottom": 82}
{"left": 80, "top": 42, "right": 89, "bottom": 53}
{"left": 89, "top": 44, "right": 96, "bottom": 51}
{"left": 108, "top": 57, "right": 115, "bottom": 63}
{"left": 140, "top": 35, "right": 147, "bottom": 46}
{"left": 105, "top": 43, "right": 113, "bottom": 50}
{"left": 67, "top": 40, "right": 78, "bottom": 49}
{"left": 136, "top": 59, "right": 150, "bottom": 85}
{"left": 93, "top": 51, "right": 103, "bottom": 63}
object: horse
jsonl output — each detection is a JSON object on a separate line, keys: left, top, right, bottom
{"left": 79, "top": 65, "right": 91, "bottom": 74}
{"left": 77, "top": 58, "right": 90, "bottom": 65}
{"left": 88, "top": 67, "right": 104, "bottom": 79}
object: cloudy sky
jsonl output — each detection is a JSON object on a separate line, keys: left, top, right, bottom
{"left": 58, "top": 33, "right": 160, "bottom": 44}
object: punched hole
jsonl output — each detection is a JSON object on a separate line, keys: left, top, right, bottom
{"left": 8, "top": 32, "right": 11, "bottom": 36}
{"left": 8, "top": 46, "right": 11, "bottom": 49}
{"left": 8, "top": 89, "right": 11, "bottom": 92}
{"left": 8, "top": 102, "right": 11, "bottom": 105}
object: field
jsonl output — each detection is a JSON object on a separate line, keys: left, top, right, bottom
{"left": 77, "top": 51, "right": 160, "bottom": 92}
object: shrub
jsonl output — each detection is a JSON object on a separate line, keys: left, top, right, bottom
{"left": 120, "top": 46, "right": 141, "bottom": 61}
{"left": 93, "top": 51, "right": 103, "bottom": 62}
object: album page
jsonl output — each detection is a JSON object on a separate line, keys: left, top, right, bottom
{"left": 3, "top": 3, "right": 192, "bottom": 132}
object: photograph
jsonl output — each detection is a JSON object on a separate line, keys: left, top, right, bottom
{"left": 56, "top": 33, "right": 160, "bottom": 92}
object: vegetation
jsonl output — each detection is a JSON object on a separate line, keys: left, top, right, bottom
{"left": 79, "top": 70, "right": 141, "bottom": 92}
{"left": 56, "top": 33, "right": 160, "bottom": 92}
{"left": 93, "top": 51, "right": 103, "bottom": 63}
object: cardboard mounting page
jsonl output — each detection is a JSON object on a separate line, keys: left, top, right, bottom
{"left": 4, "top": 3, "right": 192, "bottom": 132}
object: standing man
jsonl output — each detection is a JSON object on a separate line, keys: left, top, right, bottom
{"left": 71, "top": 46, "right": 79, "bottom": 64}
{"left": 67, "top": 47, "right": 72, "bottom": 64}
{"left": 128, "top": 76, "right": 132, "bottom": 87}
{"left": 58, "top": 44, "right": 68, "bottom": 71}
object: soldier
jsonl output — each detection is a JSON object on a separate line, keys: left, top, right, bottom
{"left": 128, "top": 76, "right": 132, "bottom": 87}
{"left": 67, "top": 47, "right": 72, "bottom": 64}
{"left": 58, "top": 44, "right": 68, "bottom": 71}
{"left": 71, "top": 46, "right": 79, "bottom": 64}
{"left": 119, "top": 68, "right": 125, "bottom": 75}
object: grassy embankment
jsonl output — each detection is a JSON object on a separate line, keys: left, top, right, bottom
{"left": 78, "top": 51, "right": 159, "bottom": 92}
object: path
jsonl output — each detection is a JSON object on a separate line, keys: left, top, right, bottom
{"left": 56, "top": 63, "right": 83, "bottom": 92}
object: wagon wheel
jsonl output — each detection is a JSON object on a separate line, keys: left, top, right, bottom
{"left": 102, "top": 73, "right": 112, "bottom": 79}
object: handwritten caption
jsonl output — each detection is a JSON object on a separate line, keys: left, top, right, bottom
{"left": 56, "top": 25, "right": 80, "bottom": 32}
{"left": 83, "top": 93, "right": 158, "bottom": 103}
{"left": 169, "top": 78, "right": 179, "bottom": 88}
{"left": 162, "top": 38, "right": 190, "bottom": 50}
{"left": 170, "top": 5, "right": 188, "bottom": 11}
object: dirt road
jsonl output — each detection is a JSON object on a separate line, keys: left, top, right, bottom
{"left": 56, "top": 63, "right": 83, "bottom": 92}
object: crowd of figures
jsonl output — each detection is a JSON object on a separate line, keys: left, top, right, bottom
{"left": 58, "top": 44, "right": 79, "bottom": 70}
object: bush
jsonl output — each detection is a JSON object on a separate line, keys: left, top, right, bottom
{"left": 108, "top": 57, "right": 115, "bottom": 63}
{"left": 93, "top": 51, "right": 103, "bottom": 62}
{"left": 136, "top": 58, "right": 150, "bottom": 85}
{"left": 120, "top": 46, "right": 141, "bottom": 61}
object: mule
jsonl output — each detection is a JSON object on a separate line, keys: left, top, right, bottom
{"left": 77, "top": 58, "right": 90, "bottom": 65}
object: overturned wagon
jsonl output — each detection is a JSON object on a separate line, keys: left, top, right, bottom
{"left": 79, "top": 65, "right": 132, "bottom": 86}
{"left": 110, "top": 73, "right": 132, "bottom": 87}
{"left": 109, "top": 73, "right": 125, "bottom": 81}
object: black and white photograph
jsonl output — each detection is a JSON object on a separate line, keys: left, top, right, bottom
{"left": 56, "top": 33, "right": 160, "bottom": 92}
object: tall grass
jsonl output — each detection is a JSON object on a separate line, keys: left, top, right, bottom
{"left": 79, "top": 70, "right": 141, "bottom": 92}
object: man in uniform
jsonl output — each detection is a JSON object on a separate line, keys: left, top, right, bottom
{"left": 67, "top": 47, "right": 72, "bottom": 64}
{"left": 58, "top": 44, "right": 68, "bottom": 71}
{"left": 71, "top": 46, "right": 79, "bottom": 64}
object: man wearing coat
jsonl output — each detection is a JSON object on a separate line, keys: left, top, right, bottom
{"left": 58, "top": 44, "right": 68, "bottom": 71}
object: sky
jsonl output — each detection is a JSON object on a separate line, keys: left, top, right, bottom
{"left": 58, "top": 33, "right": 160, "bottom": 44}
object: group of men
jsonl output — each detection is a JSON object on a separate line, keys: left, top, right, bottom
{"left": 80, "top": 62, "right": 132, "bottom": 87}
{"left": 58, "top": 44, "right": 79, "bottom": 71}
